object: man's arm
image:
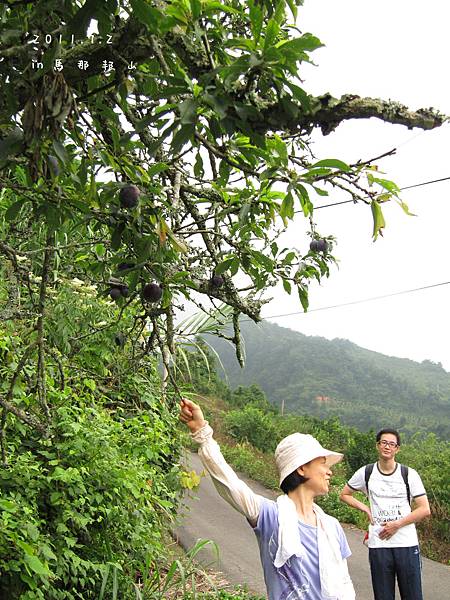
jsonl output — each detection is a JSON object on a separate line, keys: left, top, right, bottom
{"left": 180, "top": 398, "right": 262, "bottom": 527}
{"left": 378, "top": 495, "right": 431, "bottom": 540}
{"left": 339, "top": 484, "right": 373, "bottom": 524}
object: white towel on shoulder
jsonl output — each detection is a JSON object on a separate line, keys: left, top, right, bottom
{"left": 274, "top": 495, "right": 354, "bottom": 600}
{"left": 274, "top": 494, "right": 306, "bottom": 567}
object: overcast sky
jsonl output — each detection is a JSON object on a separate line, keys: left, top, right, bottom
{"left": 260, "top": 0, "right": 450, "bottom": 371}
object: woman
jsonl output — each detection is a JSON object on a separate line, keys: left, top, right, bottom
{"left": 180, "top": 398, "right": 355, "bottom": 600}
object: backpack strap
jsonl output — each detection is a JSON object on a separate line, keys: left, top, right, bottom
{"left": 364, "top": 463, "right": 375, "bottom": 495}
{"left": 400, "top": 464, "right": 411, "bottom": 505}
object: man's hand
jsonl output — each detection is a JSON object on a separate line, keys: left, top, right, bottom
{"left": 340, "top": 485, "right": 374, "bottom": 524}
{"left": 378, "top": 520, "right": 401, "bottom": 540}
{"left": 179, "top": 398, "right": 206, "bottom": 433}
{"left": 364, "top": 506, "right": 374, "bottom": 525}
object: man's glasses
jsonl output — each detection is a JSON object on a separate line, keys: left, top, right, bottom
{"left": 378, "top": 440, "right": 398, "bottom": 448}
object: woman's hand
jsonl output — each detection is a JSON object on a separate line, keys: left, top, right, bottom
{"left": 179, "top": 398, "right": 206, "bottom": 433}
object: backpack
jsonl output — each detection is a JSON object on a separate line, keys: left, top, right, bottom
{"left": 364, "top": 462, "right": 411, "bottom": 505}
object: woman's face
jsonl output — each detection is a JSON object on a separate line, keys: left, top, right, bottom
{"left": 299, "top": 456, "right": 332, "bottom": 497}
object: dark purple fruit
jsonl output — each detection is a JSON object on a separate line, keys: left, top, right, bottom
{"left": 119, "top": 185, "right": 140, "bottom": 209}
{"left": 143, "top": 283, "right": 162, "bottom": 302}
{"left": 114, "top": 332, "right": 126, "bottom": 347}
{"left": 109, "top": 287, "right": 122, "bottom": 300}
{"left": 310, "top": 239, "right": 328, "bottom": 253}
{"left": 210, "top": 274, "right": 224, "bottom": 288}
{"left": 47, "top": 155, "right": 60, "bottom": 176}
{"left": 121, "top": 286, "right": 129, "bottom": 297}
{"left": 118, "top": 262, "right": 135, "bottom": 272}
{"left": 315, "top": 239, "right": 328, "bottom": 253}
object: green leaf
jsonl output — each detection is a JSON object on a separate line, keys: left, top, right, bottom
{"left": 286, "top": 0, "right": 298, "bottom": 19}
{"left": 218, "top": 159, "right": 231, "bottom": 185}
{"left": 171, "top": 123, "right": 195, "bottom": 154}
{"left": 285, "top": 82, "right": 311, "bottom": 109}
{"left": 264, "top": 18, "right": 280, "bottom": 52}
{"left": 147, "top": 162, "right": 169, "bottom": 177}
{"left": 277, "top": 33, "right": 324, "bottom": 54}
{"left": 5, "top": 200, "right": 25, "bottom": 222}
{"left": 229, "top": 256, "right": 240, "bottom": 276}
{"left": 293, "top": 183, "right": 312, "bottom": 217}
{"left": 111, "top": 223, "right": 125, "bottom": 250}
{"left": 238, "top": 203, "right": 251, "bottom": 225}
{"left": 251, "top": 250, "right": 274, "bottom": 271}
{"left": 311, "top": 158, "right": 350, "bottom": 172}
{"left": 249, "top": 3, "right": 263, "bottom": 44}
{"left": 298, "top": 286, "right": 309, "bottom": 311}
{"left": 0, "top": 499, "right": 16, "bottom": 512}
{"left": 179, "top": 98, "right": 198, "bottom": 125}
{"left": 368, "top": 174, "right": 400, "bottom": 196}
{"left": 203, "top": 1, "right": 240, "bottom": 16}
{"left": 0, "top": 128, "right": 23, "bottom": 163}
{"left": 371, "top": 200, "right": 386, "bottom": 240}
{"left": 215, "top": 257, "right": 235, "bottom": 275}
{"left": 280, "top": 191, "right": 294, "bottom": 222}
{"left": 167, "top": 229, "right": 189, "bottom": 253}
{"left": 52, "top": 140, "right": 68, "bottom": 165}
{"left": 17, "top": 540, "right": 36, "bottom": 556}
{"left": 398, "top": 200, "right": 416, "bottom": 217}
{"left": 194, "top": 152, "right": 204, "bottom": 178}
{"left": 130, "top": 0, "right": 162, "bottom": 32}
{"left": 283, "top": 279, "right": 292, "bottom": 294}
{"left": 68, "top": 0, "right": 106, "bottom": 37}
{"left": 273, "top": 0, "right": 287, "bottom": 24}
{"left": 190, "top": 0, "right": 201, "bottom": 20}
{"left": 25, "top": 554, "right": 50, "bottom": 576}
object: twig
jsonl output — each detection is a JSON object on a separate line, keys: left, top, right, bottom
{"left": 36, "top": 232, "right": 52, "bottom": 420}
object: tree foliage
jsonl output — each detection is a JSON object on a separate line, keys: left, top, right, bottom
{"left": 1, "top": 0, "right": 447, "bottom": 373}
{"left": 0, "top": 1, "right": 449, "bottom": 594}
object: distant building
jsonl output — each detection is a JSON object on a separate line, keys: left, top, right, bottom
{"left": 315, "top": 395, "right": 331, "bottom": 403}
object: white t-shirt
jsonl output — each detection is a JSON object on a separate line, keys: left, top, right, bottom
{"left": 347, "top": 463, "right": 426, "bottom": 548}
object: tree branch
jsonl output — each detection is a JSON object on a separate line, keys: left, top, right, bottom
{"left": 260, "top": 94, "right": 448, "bottom": 136}
{"left": 36, "top": 231, "right": 53, "bottom": 420}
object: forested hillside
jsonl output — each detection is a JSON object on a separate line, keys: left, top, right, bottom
{"left": 205, "top": 321, "right": 450, "bottom": 438}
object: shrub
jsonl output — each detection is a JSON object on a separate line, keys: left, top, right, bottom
{"left": 0, "top": 402, "right": 181, "bottom": 599}
{"left": 223, "top": 407, "right": 278, "bottom": 453}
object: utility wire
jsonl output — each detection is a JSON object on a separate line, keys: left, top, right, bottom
{"left": 250, "top": 280, "right": 450, "bottom": 322}
{"left": 312, "top": 175, "right": 450, "bottom": 211}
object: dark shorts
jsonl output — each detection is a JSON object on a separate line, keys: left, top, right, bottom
{"left": 368, "top": 546, "right": 423, "bottom": 600}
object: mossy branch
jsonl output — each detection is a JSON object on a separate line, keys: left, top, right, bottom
{"left": 260, "top": 94, "right": 448, "bottom": 136}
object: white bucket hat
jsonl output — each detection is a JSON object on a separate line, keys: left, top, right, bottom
{"left": 275, "top": 432, "right": 343, "bottom": 486}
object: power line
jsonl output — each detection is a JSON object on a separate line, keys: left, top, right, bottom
{"left": 312, "top": 175, "right": 450, "bottom": 211}
{"left": 178, "top": 172, "right": 450, "bottom": 231}
{"left": 254, "top": 280, "right": 450, "bottom": 322}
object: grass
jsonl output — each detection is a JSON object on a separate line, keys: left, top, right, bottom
{"left": 98, "top": 534, "right": 265, "bottom": 599}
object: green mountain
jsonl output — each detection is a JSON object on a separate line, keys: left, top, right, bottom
{"left": 204, "top": 321, "right": 450, "bottom": 439}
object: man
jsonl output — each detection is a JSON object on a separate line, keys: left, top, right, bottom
{"left": 340, "top": 428, "right": 430, "bottom": 600}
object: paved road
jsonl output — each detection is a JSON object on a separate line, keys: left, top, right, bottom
{"left": 174, "top": 452, "right": 450, "bottom": 599}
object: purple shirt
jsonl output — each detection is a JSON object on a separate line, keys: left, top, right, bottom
{"left": 254, "top": 498, "right": 351, "bottom": 600}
